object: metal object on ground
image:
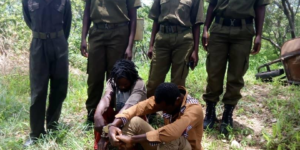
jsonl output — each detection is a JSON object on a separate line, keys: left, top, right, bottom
{"left": 134, "top": 18, "right": 144, "bottom": 41}
{"left": 256, "top": 37, "right": 300, "bottom": 85}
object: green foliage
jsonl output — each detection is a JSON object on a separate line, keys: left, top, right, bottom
{"left": 1, "top": 0, "right": 300, "bottom": 149}
{"left": 262, "top": 86, "right": 300, "bottom": 150}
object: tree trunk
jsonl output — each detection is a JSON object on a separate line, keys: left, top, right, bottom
{"left": 281, "top": 0, "right": 296, "bottom": 38}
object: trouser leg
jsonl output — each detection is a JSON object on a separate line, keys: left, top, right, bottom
{"left": 29, "top": 39, "right": 49, "bottom": 138}
{"left": 202, "top": 33, "right": 229, "bottom": 103}
{"left": 106, "top": 26, "right": 129, "bottom": 79}
{"left": 46, "top": 38, "right": 69, "bottom": 129}
{"left": 170, "top": 30, "right": 194, "bottom": 86}
{"left": 222, "top": 35, "right": 253, "bottom": 105}
{"left": 158, "top": 137, "right": 191, "bottom": 150}
{"left": 86, "top": 28, "right": 107, "bottom": 120}
{"left": 122, "top": 117, "right": 157, "bottom": 150}
{"left": 146, "top": 32, "right": 172, "bottom": 98}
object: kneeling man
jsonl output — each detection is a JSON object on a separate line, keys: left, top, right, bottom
{"left": 108, "top": 83, "right": 204, "bottom": 150}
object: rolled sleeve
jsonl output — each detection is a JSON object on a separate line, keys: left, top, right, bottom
{"left": 128, "top": 0, "right": 141, "bottom": 9}
{"left": 146, "top": 130, "right": 161, "bottom": 142}
{"left": 22, "top": 0, "right": 32, "bottom": 29}
{"left": 125, "top": 80, "right": 147, "bottom": 106}
{"left": 115, "top": 97, "right": 159, "bottom": 120}
{"left": 148, "top": 0, "right": 160, "bottom": 21}
{"left": 105, "top": 80, "right": 114, "bottom": 92}
{"left": 63, "top": 0, "right": 72, "bottom": 40}
{"left": 191, "top": 0, "right": 205, "bottom": 25}
{"left": 255, "top": 0, "right": 272, "bottom": 6}
{"left": 146, "top": 105, "right": 203, "bottom": 143}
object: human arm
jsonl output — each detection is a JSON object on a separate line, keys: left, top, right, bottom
{"left": 189, "top": 0, "right": 204, "bottom": 69}
{"left": 124, "top": 8, "right": 137, "bottom": 60}
{"left": 146, "top": 105, "right": 203, "bottom": 143}
{"left": 63, "top": 0, "right": 72, "bottom": 40}
{"left": 22, "top": 0, "right": 32, "bottom": 29}
{"left": 116, "top": 134, "right": 147, "bottom": 149}
{"left": 80, "top": 0, "right": 92, "bottom": 57}
{"left": 147, "top": 21, "right": 159, "bottom": 59}
{"left": 147, "top": 0, "right": 160, "bottom": 59}
{"left": 94, "top": 91, "right": 113, "bottom": 132}
{"left": 202, "top": 2, "right": 216, "bottom": 51}
{"left": 108, "top": 97, "right": 159, "bottom": 145}
{"left": 190, "top": 24, "right": 201, "bottom": 70}
{"left": 251, "top": 5, "right": 266, "bottom": 55}
{"left": 117, "top": 105, "right": 204, "bottom": 147}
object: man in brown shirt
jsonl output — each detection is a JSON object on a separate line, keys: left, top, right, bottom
{"left": 146, "top": 0, "right": 205, "bottom": 98}
{"left": 81, "top": 0, "right": 141, "bottom": 124}
{"left": 107, "top": 83, "right": 204, "bottom": 150}
{"left": 93, "top": 60, "right": 146, "bottom": 150}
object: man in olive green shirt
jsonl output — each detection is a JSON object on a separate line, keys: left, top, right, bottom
{"left": 202, "top": 0, "right": 271, "bottom": 135}
{"left": 81, "top": 0, "right": 141, "bottom": 124}
{"left": 146, "top": 0, "right": 205, "bottom": 98}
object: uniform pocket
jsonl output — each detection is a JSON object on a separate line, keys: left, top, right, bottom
{"left": 179, "top": 0, "right": 192, "bottom": 7}
{"left": 178, "top": 0, "right": 192, "bottom": 25}
{"left": 160, "top": 0, "right": 170, "bottom": 17}
{"left": 53, "top": 0, "right": 66, "bottom": 13}
{"left": 87, "top": 58, "right": 90, "bottom": 74}
{"left": 181, "top": 61, "right": 189, "bottom": 79}
{"left": 28, "top": 0, "right": 39, "bottom": 12}
{"left": 209, "top": 23, "right": 218, "bottom": 33}
{"left": 206, "top": 53, "right": 211, "bottom": 74}
{"left": 245, "top": 24, "right": 255, "bottom": 36}
{"left": 242, "top": 57, "right": 249, "bottom": 76}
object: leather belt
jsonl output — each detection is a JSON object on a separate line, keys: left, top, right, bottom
{"left": 94, "top": 22, "right": 129, "bottom": 29}
{"left": 215, "top": 16, "right": 253, "bottom": 27}
{"left": 159, "top": 25, "right": 190, "bottom": 33}
{"left": 32, "top": 30, "right": 64, "bottom": 39}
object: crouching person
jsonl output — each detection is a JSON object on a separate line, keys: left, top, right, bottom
{"left": 93, "top": 60, "right": 147, "bottom": 150}
{"left": 108, "top": 83, "right": 204, "bottom": 150}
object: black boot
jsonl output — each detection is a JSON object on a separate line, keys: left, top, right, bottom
{"left": 220, "top": 104, "right": 236, "bottom": 135}
{"left": 203, "top": 101, "right": 217, "bottom": 129}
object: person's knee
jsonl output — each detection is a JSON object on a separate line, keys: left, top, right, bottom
{"left": 129, "top": 116, "right": 143, "bottom": 126}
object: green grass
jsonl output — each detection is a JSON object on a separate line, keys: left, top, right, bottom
{"left": 1, "top": 49, "right": 300, "bottom": 150}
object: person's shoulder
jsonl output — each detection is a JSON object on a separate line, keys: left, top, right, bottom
{"left": 185, "top": 95, "right": 203, "bottom": 112}
{"left": 133, "top": 79, "right": 146, "bottom": 89}
{"left": 186, "top": 95, "right": 200, "bottom": 105}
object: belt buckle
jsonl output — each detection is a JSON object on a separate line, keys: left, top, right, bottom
{"left": 230, "top": 19, "right": 236, "bottom": 26}
{"left": 46, "top": 33, "right": 50, "bottom": 39}
{"left": 167, "top": 26, "right": 173, "bottom": 33}
{"left": 105, "top": 23, "right": 109, "bottom": 29}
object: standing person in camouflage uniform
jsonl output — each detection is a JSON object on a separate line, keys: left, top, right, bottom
{"left": 146, "top": 0, "right": 205, "bottom": 98}
{"left": 80, "top": 0, "right": 141, "bottom": 124}
{"left": 202, "top": 0, "right": 270, "bottom": 135}
{"left": 22, "top": 0, "right": 72, "bottom": 146}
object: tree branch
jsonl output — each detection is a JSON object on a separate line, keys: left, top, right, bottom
{"left": 273, "top": 1, "right": 283, "bottom": 10}
{"left": 281, "top": 0, "right": 296, "bottom": 38}
{"left": 295, "top": 0, "right": 300, "bottom": 15}
{"left": 285, "top": 0, "right": 295, "bottom": 22}
{"left": 262, "top": 37, "right": 282, "bottom": 51}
